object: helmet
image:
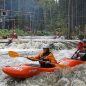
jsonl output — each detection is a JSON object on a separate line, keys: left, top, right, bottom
{"left": 42, "top": 44, "right": 50, "bottom": 49}
{"left": 82, "top": 39, "right": 86, "bottom": 43}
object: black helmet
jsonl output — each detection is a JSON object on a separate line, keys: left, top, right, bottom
{"left": 82, "top": 39, "right": 86, "bottom": 43}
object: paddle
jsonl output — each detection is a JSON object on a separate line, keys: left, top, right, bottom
{"left": 8, "top": 51, "right": 68, "bottom": 68}
{"left": 5, "top": 39, "right": 13, "bottom": 46}
{"left": 71, "top": 41, "right": 83, "bottom": 59}
{"left": 8, "top": 51, "right": 39, "bottom": 61}
{"left": 8, "top": 51, "right": 22, "bottom": 58}
{"left": 71, "top": 49, "right": 79, "bottom": 59}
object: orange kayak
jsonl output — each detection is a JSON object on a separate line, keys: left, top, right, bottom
{"left": 2, "top": 58, "right": 85, "bottom": 78}
{"left": 59, "top": 58, "right": 85, "bottom": 67}
{"left": 2, "top": 64, "right": 59, "bottom": 79}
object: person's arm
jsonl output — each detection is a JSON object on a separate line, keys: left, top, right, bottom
{"left": 26, "top": 54, "right": 40, "bottom": 61}
{"left": 48, "top": 53, "right": 58, "bottom": 66}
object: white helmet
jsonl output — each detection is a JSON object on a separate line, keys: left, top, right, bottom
{"left": 42, "top": 44, "right": 50, "bottom": 49}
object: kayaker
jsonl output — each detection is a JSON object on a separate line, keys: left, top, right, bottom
{"left": 26, "top": 44, "right": 58, "bottom": 68}
{"left": 73, "top": 39, "right": 86, "bottom": 61}
{"left": 77, "top": 39, "right": 84, "bottom": 51}
{"left": 10, "top": 30, "right": 17, "bottom": 39}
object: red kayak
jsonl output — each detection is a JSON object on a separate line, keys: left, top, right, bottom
{"left": 2, "top": 58, "right": 85, "bottom": 78}
{"left": 2, "top": 64, "right": 60, "bottom": 78}
{"left": 59, "top": 58, "right": 85, "bottom": 67}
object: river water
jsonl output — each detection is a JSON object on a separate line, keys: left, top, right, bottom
{"left": 0, "top": 36, "right": 85, "bottom": 86}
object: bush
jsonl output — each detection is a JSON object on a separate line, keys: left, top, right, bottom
{"left": 78, "top": 34, "right": 84, "bottom": 40}
{"left": 0, "top": 29, "right": 29, "bottom": 38}
{"left": 0, "top": 29, "right": 54, "bottom": 37}
{"left": 2, "top": 36, "right": 7, "bottom": 39}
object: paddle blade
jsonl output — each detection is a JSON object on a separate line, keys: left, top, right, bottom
{"left": 8, "top": 51, "right": 20, "bottom": 58}
{"left": 56, "top": 64, "right": 69, "bottom": 68}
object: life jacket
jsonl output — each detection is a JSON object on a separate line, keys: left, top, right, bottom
{"left": 38, "top": 52, "right": 57, "bottom": 68}
{"left": 11, "top": 32, "right": 17, "bottom": 39}
{"left": 77, "top": 41, "right": 84, "bottom": 51}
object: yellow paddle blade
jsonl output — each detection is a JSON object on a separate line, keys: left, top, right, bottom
{"left": 58, "top": 64, "right": 69, "bottom": 68}
{"left": 8, "top": 51, "right": 20, "bottom": 58}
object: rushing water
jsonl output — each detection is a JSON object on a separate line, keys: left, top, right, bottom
{"left": 0, "top": 36, "right": 85, "bottom": 86}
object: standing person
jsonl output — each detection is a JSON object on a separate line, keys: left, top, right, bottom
{"left": 26, "top": 44, "right": 58, "bottom": 68}
{"left": 11, "top": 30, "right": 17, "bottom": 39}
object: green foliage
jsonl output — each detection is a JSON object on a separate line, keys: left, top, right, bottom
{"left": 0, "top": 29, "right": 53, "bottom": 37}
{"left": 0, "top": 29, "right": 29, "bottom": 37}
{"left": 0, "top": 29, "right": 10, "bottom": 37}
{"left": 1, "top": 0, "right": 86, "bottom": 37}
{"left": 78, "top": 34, "right": 84, "bottom": 40}
{"left": 38, "top": 0, "right": 67, "bottom": 36}
{"left": 14, "top": 29, "right": 29, "bottom": 36}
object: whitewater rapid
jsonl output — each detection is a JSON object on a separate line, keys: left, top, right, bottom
{"left": 0, "top": 36, "right": 85, "bottom": 86}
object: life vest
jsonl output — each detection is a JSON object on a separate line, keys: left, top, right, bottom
{"left": 38, "top": 52, "right": 57, "bottom": 68}
{"left": 11, "top": 32, "right": 17, "bottom": 39}
{"left": 77, "top": 41, "right": 84, "bottom": 51}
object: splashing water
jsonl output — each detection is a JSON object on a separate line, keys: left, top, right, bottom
{"left": 0, "top": 36, "right": 85, "bottom": 86}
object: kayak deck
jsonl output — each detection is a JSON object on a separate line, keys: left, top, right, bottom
{"left": 2, "top": 64, "right": 59, "bottom": 78}
{"left": 59, "top": 58, "right": 85, "bottom": 67}
{"left": 2, "top": 58, "right": 85, "bottom": 78}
